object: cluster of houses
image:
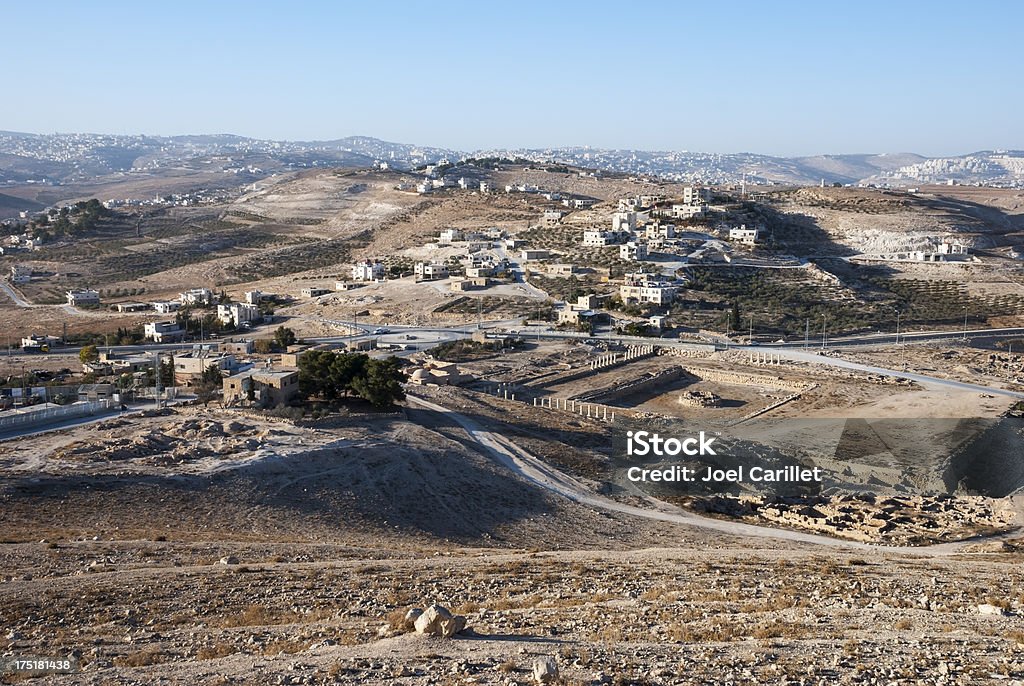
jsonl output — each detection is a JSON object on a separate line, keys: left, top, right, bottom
{"left": 0, "top": 233, "right": 43, "bottom": 255}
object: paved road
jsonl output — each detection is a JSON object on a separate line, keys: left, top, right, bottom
{"left": 407, "top": 395, "right": 997, "bottom": 555}
{"left": 760, "top": 347, "right": 1024, "bottom": 399}
{"left": 0, "top": 279, "right": 32, "bottom": 308}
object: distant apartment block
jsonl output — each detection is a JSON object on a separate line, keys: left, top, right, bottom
{"left": 619, "top": 242, "right": 649, "bottom": 261}
{"left": 179, "top": 288, "right": 214, "bottom": 306}
{"left": 217, "top": 302, "right": 260, "bottom": 327}
{"left": 66, "top": 289, "right": 100, "bottom": 307}
{"left": 351, "top": 261, "right": 385, "bottom": 281}
{"left": 619, "top": 273, "right": 676, "bottom": 305}
{"left": 728, "top": 224, "right": 762, "bottom": 245}
{"left": 683, "top": 186, "right": 712, "bottom": 205}
{"left": 582, "top": 230, "right": 627, "bottom": 247}
{"left": 611, "top": 211, "right": 638, "bottom": 232}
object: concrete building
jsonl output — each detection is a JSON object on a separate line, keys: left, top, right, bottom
{"left": 619, "top": 242, "right": 649, "bottom": 261}
{"left": 179, "top": 288, "right": 214, "bottom": 306}
{"left": 611, "top": 211, "right": 638, "bottom": 232}
{"left": 728, "top": 224, "right": 762, "bottom": 245}
{"left": 222, "top": 368, "right": 299, "bottom": 407}
{"left": 438, "top": 228, "right": 464, "bottom": 244}
{"left": 219, "top": 338, "right": 255, "bottom": 355}
{"left": 351, "top": 261, "right": 385, "bottom": 281}
{"left": 66, "top": 289, "right": 100, "bottom": 307}
{"left": 479, "top": 181, "right": 491, "bottom": 193}
{"left": 619, "top": 273, "right": 676, "bottom": 305}
{"left": 217, "top": 302, "right": 260, "bottom": 327}
{"left": 672, "top": 203, "right": 709, "bottom": 219}
{"left": 172, "top": 351, "right": 235, "bottom": 385}
{"left": 21, "top": 334, "right": 60, "bottom": 351}
{"left": 152, "top": 300, "right": 181, "bottom": 314}
{"left": 543, "top": 210, "right": 564, "bottom": 227}
{"left": 582, "top": 230, "right": 627, "bottom": 247}
{"left": 520, "top": 249, "right": 550, "bottom": 261}
{"left": 244, "top": 290, "right": 263, "bottom": 305}
{"left": 646, "top": 223, "right": 676, "bottom": 240}
{"left": 10, "top": 264, "right": 32, "bottom": 284}
{"left": 144, "top": 320, "right": 185, "bottom": 343}
{"left": 683, "top": 186, "right": 712, "bottom": 205}
{"left": 415, "top": 262, "right": 449, "bottom": 280}
{"left": 300, "top": 287, "right": 332, "bottom": 298}
{"left": 546, "top": 264, "right": 579, "bottom": 277}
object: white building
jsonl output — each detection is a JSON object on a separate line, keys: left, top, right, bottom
{"left": 582, "top": 230, "right": 627, "bottom": 247}
{"left": 152, "top": 300, "right": 181, "bottom": 314}
{"left": 619, "top": 242, "right": 649, "bottom": 261}
{"left": 352, "top": 261, "right": 385, "bottom": 281}
{"left": 646, "top": 223, "right": 676, "bottom": 240}
{"left": 415, "top": 262, "right": 449, "bottom": 280}
{"left": 619, "top": 273, "right": 676, "bottom": 305}
{"left": 10, "top": 264, "right": 32, "bottom": 284}
{"left": 217, "top": 302, "right": 260, "bottom": 327}
{"left": 438, "top": 228, "right": 463, "bottom": 244}
{"left": 479, "top": 181, "right": 491, "bottom": 193}
{"left": 244, "top": 290, "right": 263, "bottom": 305}
{"left": 520, "top": 249, "right": 549, "bottom": 261}
{"left": 144, "top": 320, "right": 185, "bottom": 343}
{"left": 66, "top": 289, "right": 100, "bottom": 307}
{"left": 672, "top": 203, "right": 709, "bottom": 219}
{"left": 612, "top": 211, "right": 638, "bottom": 232}
{"left": 728, "top": 224, "right": 762, "bottom": 245}
{"left": 179, "top": 288, "right": 214, "bottom": 306}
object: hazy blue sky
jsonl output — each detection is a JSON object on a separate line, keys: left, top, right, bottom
{"left": 4, "top": 0, "right": 1021, "bottom": 156}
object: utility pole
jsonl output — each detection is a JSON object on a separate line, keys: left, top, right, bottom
{"left": 895, "top": 310, "right": 901, "bottom": 346}
{"left": 748, "top": 315, "right": 753, "bottom": 345}
{"left": 153, "top": 351, "right": 161, "bottom": 410}
{"left": 804, "top": 318, "right": 809, "bottom": 349}
{"left": 962, "top": 306, "right": 969, "bottom": 341}
{"left": 821, "top": 314, "right": 827, "bottom": 350}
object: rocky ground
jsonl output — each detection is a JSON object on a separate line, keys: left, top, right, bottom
{"left": 1, "top": 398, "right": 1023, "bottom": 684}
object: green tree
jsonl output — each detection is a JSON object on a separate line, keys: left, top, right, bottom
{"left": 349, "top": 357, "right": 406, "bottom": 408}
{"left": 79, "top": 344, "right": 99, "bottom": 365}
{"left": 273, "top": 326, "right": 297, "bottom": 349}
{"left": 730, "top": 301, "right": 741, "bottom": 332}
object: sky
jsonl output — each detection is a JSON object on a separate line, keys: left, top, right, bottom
{"left": 3, "top": 0, "right": 1022, "bottom": 156}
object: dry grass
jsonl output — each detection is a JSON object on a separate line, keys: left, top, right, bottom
{"left": 196, "top": 642, "right": 236, "bottom": 660}
{"left": 113, "top": 648, "right": 166, "bottom": 667}
{"left": 218, "top": 604, "right": 300, "bottom": 628}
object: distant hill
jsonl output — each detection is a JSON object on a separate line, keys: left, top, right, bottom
{"left": 1, "top": 130, "right": 1021, "bottom": 189}
{"left": 0, "top": 192, "right": 44, "bottom": 220}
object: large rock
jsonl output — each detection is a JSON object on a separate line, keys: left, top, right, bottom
{"left": 413, "top": 604, "right": 467, "bottom": 637}
{"left": 977, "top": 603, "right": 1007, "bottom": 616}
{"left": 533, "top": 656, "right": 559, "bottom": 684}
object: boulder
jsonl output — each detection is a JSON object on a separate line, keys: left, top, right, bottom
{"left": 219, "top": 556, "right": 240, "bottom": 565}
{"left": 532, "top": 656, "right": 559, "bottom": 684}
{"left": 413, "top": 604, "right": 467, "bottom": 637}
{"left": 977, "top": 603, "right": 1007, "bottom": 616}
